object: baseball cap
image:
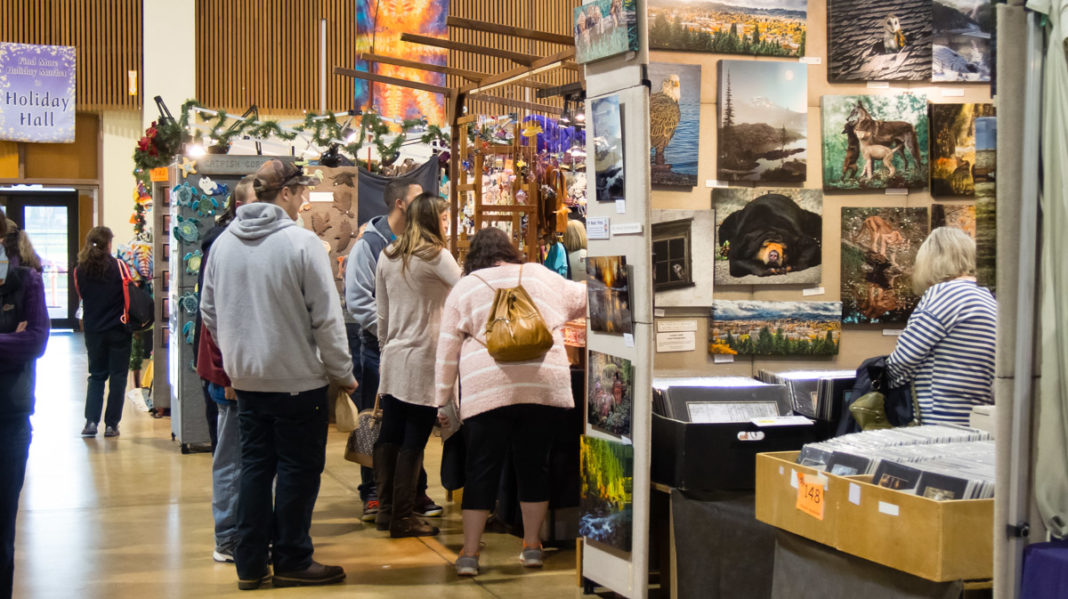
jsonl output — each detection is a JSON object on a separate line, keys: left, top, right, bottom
{"left": 252, "top": 160, "right": 317, "bottom": 196}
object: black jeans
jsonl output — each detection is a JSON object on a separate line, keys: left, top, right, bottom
{"left": 201, "top": 381, "right": 219, "bottom": 452}
{"left": 346, "top": 324, "right": 375, "bottom": 501}
{"left": 375, "top": 394, "right": 437, "bottom": 451}
{"left": 462, "top": 404, "right": 558, "bottom": 510}
{"left": 234, "top": 387, "right": 328, "bottom": 579}
{"left": 84, "top": 326, "right": 132, "bottom": 427}
{"left": 0, "top": 416, "right": 30, "bottom": 599}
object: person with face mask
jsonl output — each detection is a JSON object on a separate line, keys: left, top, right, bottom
{"left": 0, "top": 218, "right": 49, "bottom": 597}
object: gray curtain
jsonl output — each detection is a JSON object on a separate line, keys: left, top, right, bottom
{"left": 355, "top": 157, "right": 441, "bottom": 225}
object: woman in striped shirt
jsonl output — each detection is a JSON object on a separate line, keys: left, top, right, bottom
{"left": 887, "top": 227, "right": 997, "bottom": 425}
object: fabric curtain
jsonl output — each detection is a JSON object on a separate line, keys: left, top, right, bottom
{"left": 1029, "top": 0, "right": 1068, "bottom": 539}
{"left": 355, "top": 156, "right": 441, "bottom": 225}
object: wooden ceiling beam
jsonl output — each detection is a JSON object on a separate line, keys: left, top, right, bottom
{"left": 466, "top": 93, "right": 563, "bottom": 116}
{"left": 446, "top": 16, "right": 575, "bottom": 46}
{"left": 400, "top": 33, "right": 539, "bottom": 67}
{"left": 334, "top": 67, "right": 453, "bottom": 97}
{"left": 462, "top": 48, "right": 576, "bottom": 94}
{"left": 357, "top": 52, "right": 483, "bottom": 82}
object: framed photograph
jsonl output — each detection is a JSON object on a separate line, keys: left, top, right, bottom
{"left": 930, "top": 103, "right": 995, "bottom": 197}
{"left": 649, "top": 0, "right": 807, "bottom": 58}
{"left": 933, "top": 0, "right": 993, "bottom": 82}
{"left": 591, "top": 95, "right": 625, "bottom": 203}
{"left": 651, "top": 218, "right": 694, "bottom": 292}
{"left": 574, "top": 0, "right": 639, "bottom": 64}
{"left": 587, "top": 351, "right": 634, "bottom": 437}
{"left": 580, "top": 435, "right": 633, "bottom": 552}
{"left": 586, "top": 255, "right": 633, "bottom": 335}
{"left": 828, "top": 0, "right": 932, "bottom": 82}
{"left": 840, "top": 207, "right": 929, "bottom": 324}
{"left": 649, "top": 62, "right": 700, "bottom": 187}
{"left": 710, "top": 300, "right": 842, "bottom": 356}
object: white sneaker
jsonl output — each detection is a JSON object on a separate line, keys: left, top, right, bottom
{"left": 213, "top": 548, "right": 234, "bottom": 563}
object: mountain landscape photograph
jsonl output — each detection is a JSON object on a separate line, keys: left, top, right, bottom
{"left": 649, "top": 0, "right": 807, "bottom": 57}
{"left": 718, "top": 59, "right": 807, "bottom": 184}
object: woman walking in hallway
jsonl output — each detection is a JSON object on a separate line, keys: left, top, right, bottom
{"left": 74, "top": 227, "right": 131, "bottom": 438}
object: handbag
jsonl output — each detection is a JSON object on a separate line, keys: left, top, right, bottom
{"left": 848, "top": 357, "right": 921, "bottom": 431}
{"left": 344, "top": 394, "right": 381, "bottom": 467}
{"left": 470, "top": 264, "right": 554, "bottom": 362}
{"left": 115, "top": 259, "right": 154, "bottom": 333}
{"left": 335, "top": 389, "right": 359, "bottom": 432}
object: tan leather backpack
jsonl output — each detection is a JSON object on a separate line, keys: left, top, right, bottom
{"left": 471, "top": 264, "right": 554, "bottom": 362}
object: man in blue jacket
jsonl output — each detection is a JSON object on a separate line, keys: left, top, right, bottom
{"left": 344, "top": 178, "right": 443, "bottom": 526}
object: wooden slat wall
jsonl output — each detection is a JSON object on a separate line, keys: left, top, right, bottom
{"left": 0, "top": 0, "right": 143, "bottom": 111}
{"left": 195, "top": 0, "right": 356, "bottom": 114}
{"left": 448, "top": 0, "right": 581, "bottom": 116}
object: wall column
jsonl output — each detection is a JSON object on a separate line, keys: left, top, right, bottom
{"left": 142, "top": 0, "right": 196, "bottom": 130}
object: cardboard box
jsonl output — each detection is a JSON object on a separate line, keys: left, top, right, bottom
{"left": 652, "top": 415, "right": 819, "bottom": 491}
{"left": 835, "top": 475, "right": 993, "bottom": 582}
{"left": 754, "top": 451, "right": 841, "bottom": 547}
{"left": 754, "top": 451, "right": 994, "bottom": 582}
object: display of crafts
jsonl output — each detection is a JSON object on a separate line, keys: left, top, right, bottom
{"left": 173, "top": 215, "right": 201, "bottom": 244}
{"left": 183, "top": 249, "right": 202, "bottom": 276}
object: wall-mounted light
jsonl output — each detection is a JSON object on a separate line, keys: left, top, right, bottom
{"left": 127, "top": 70, "right": 138, "bottom": 96}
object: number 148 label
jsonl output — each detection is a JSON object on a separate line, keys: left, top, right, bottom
{"left": 796, "top": 472, "right": 826, "bottom": 520}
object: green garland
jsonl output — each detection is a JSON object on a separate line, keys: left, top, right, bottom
{"left": 133, "top": 99, "right": 449, "bottom": 183}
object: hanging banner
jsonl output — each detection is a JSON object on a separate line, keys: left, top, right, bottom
{"left": 0, "top": 43, "right": 76, "bottom": 143}
{"left": 354, "top": 0, "right": 448, "bottom": 126}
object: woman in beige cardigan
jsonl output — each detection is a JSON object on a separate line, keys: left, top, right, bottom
{"left": 373, "top": 193, "right": 461, "bottom": 537}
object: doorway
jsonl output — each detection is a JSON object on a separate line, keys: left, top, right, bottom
{"left": 0, "top": 188, "right": 80, "bottom": 329}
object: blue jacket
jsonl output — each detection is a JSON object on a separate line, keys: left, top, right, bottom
{"left": 344, "top": 215, "right": 395, "bottom": 338}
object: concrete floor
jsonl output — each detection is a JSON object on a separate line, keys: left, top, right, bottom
{"left": 15, "top": 332, "right": 580, "bottom": 598}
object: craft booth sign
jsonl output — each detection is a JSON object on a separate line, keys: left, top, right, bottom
{"left": 0, "top": 42, "right": 76, "bottom": 143}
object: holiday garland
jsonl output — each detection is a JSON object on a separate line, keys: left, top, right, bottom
{"left": 132, "top": 99, "right": 449, "bottom": 185}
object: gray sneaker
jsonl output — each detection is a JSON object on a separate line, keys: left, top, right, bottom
{"left": 80, "top": 421, "right": 97, "bottom": 437}
{"left": 519, "top": 546, "right": 544, "bottom": 568}
{"left": 454, "top": 554, "right": 479, "bottom": 576}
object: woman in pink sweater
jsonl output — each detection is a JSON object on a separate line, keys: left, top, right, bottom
{"left": 435, "top": 227, "right": 587, "bottom": 576}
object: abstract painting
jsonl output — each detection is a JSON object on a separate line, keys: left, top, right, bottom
{"left": 652, "top": 210, "right": 715, "bottom": 308}
{"left": 591, "top": 95, "right": 625, "bottom": 203}
{"left": 712, "top": 188, "right": 822, "bottom": 285}
{"left": 649, "top": 62, "right": 700, "bottom": 187}
{"left": 709, "top": 300, "right": 842, "bottom": 356}
{"left": 930, "top": 103, "right": 995, "bottom": 196}
{"left": 580, "top": 435, "right": 633, "bottom": 552}
{"left": 355, "top": 0, "right": 448, "bottom": 125}
{"left": 828, "top": 0, "right": 932, "bottom": 82}
{"left": 822, "top": 94, "right": 930, "bottom": 191}
{"left": 933, "top": 0, "right": 993, "bottom": 82}
{"left": 588, "top": 351, "right": 634, "bottom": 438}
{"left": 841, "top": 207, "right": 929, "bottom": 324}
{"left": 587, "top": 255, "right": 633, "bottom": 334}
{"left": 931, "top": 203, "right": 976, "bottom": 239}
{"left": 574, "top": 0, "right": 639, "bottom": 64}
{"left": 718, "top": 60, "right": 807, "bottom": 184}
{"left": 648, "top": 0, "right": 807, "bottom": 57}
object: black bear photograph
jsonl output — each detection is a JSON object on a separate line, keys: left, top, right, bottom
{"left": 713, "top": 189, "right": 823, "bottom": 285}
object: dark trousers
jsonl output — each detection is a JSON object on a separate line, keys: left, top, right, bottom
{"left": 84, "top": 326, "right": 132, "bottom": 427}
{"left": 0, "top": 416, "right": 31, "bottom": 599}
{"left": 234, "top": 387, "right": 328, "bottom": 579}
{"left": 462, "top": 404, "right": 557, "bottom": 510}
{"left": 201, "top": 380, "right": 219, "bottom": 452}
{"left": 376, "top": 394, "right": 437, "bottom": 451}
{"left": 346, "top": 324, "right": 376, "bottom": 501}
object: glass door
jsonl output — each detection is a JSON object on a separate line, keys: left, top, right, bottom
{"left": 0, "top": 190, "right": 80, "bottom": 329}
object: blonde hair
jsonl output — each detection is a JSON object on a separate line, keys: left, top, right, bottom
{"left": 911, "top": 226, "right": 976, "bottom": 294}
{"left": 563, "top": 219, "right": 587, "bottom": 253}
{"left": 383, "top": 193, "right": 445, "bottom": 271}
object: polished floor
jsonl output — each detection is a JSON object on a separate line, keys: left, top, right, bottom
{"left": 15, "top": 333, "right": 579, "bottom": 598}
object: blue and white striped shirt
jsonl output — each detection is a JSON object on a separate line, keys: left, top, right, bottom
{"left": 887, "top": 279, "right": 997, "bottom": 425}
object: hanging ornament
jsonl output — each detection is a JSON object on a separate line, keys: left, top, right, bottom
{"left": 193, "top": 195, "right": 218, "bottom": 218}
{"left": 183, "top": 249, "right": 203, "bottom": 275}
{"left": 172, "top": 183, "right": 196, "bottom": 208}
{"left": 179, "top": 157, "right": 198, "bottom": 177}
{"left": 179, "top": 292, "right": 200, "bottom": 316}
{"left": 173, "top": 215, "right": 201, "bottom": 244}
{"left": 198, "top": 176, "right": 220, "bottom": 196}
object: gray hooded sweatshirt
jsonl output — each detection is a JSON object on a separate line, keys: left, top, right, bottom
{"left": 200, "top": 202, "right": 355, "bottom": 393}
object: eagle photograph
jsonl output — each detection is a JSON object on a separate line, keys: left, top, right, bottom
{"left": 649, "top": 62, "right": 700, "bottom": 187}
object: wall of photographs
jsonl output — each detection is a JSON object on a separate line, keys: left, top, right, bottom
{"left": 645, "top": 0, "right": 994, "bottom": 377}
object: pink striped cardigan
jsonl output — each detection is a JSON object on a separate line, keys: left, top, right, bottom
{"left": 434, "top": 262, "right": 587, "bottom": 420}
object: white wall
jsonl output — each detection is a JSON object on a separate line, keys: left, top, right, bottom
{"left": 100, "top": 110, "right": 143, "bottom": 244}
{"left": 142, "top": 0, "right": 195, "bottom": 130}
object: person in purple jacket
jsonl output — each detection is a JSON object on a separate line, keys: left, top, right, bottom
{"left": 0, "top": 218, "right": 49, "bottom": 599}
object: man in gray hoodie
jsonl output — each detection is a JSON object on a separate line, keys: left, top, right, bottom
{"left": 201, "top": 159, "right": 355, "bottom": 590}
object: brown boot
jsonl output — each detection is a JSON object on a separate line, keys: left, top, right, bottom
{"left": 373, "top": 443, "right": 398, "bottom": 532}
{"left": 390, "top": 448, "right": 439, "bottom": 538}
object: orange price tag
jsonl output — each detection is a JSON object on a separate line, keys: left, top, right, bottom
{"left": 149, "top": 167, "right": 169, "bottom": 182}
{"left": 796, "top": 472, "right": 825, "bottom": 520}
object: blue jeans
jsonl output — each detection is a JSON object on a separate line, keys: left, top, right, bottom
{"left": 234, "top": 387, "right": 328, "bottom": 579}
{"left": 84, "top": 326, "right": 131, "bottom": 427}
{"left": 346, "top": 324, "right": 376, "bottom": 502}
{"left": 212, "top": 398, "right": 240, "bottom": 552}
{"left": 0, "top": 416, "right": 30, "bottom": 599}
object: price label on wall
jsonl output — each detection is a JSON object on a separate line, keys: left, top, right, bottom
{"left": 796, "top": 472, "right": 825, "bottom": 520}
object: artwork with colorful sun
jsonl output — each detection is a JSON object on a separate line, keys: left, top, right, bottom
{"left": 355, "top": 0, "right": 449, "bottom": 126}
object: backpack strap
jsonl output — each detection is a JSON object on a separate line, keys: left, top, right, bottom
{"left": 115, "top": 258, "right": 131, "bottom": 325}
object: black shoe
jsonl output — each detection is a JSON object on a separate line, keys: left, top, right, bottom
{"left": 390, "top": 515, "right": 439, "bottom": 538}
{"left": 272, "top": 561, "right": 345, "bottom": 587}
{"left": 80, "top": 421, "right": 98, "bottom": 437}
{"left": 104, "top": 425, "right": 119, "bottom": 438}
{"left": 237, "top": 572, "right": 271, "bottom": 591}
{"left": 415, "top": 494, "right": 443, "bottom": 517}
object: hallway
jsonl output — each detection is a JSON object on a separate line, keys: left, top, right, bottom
{"left": 14, "top": 333, "right": 578, "bottom": 598}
